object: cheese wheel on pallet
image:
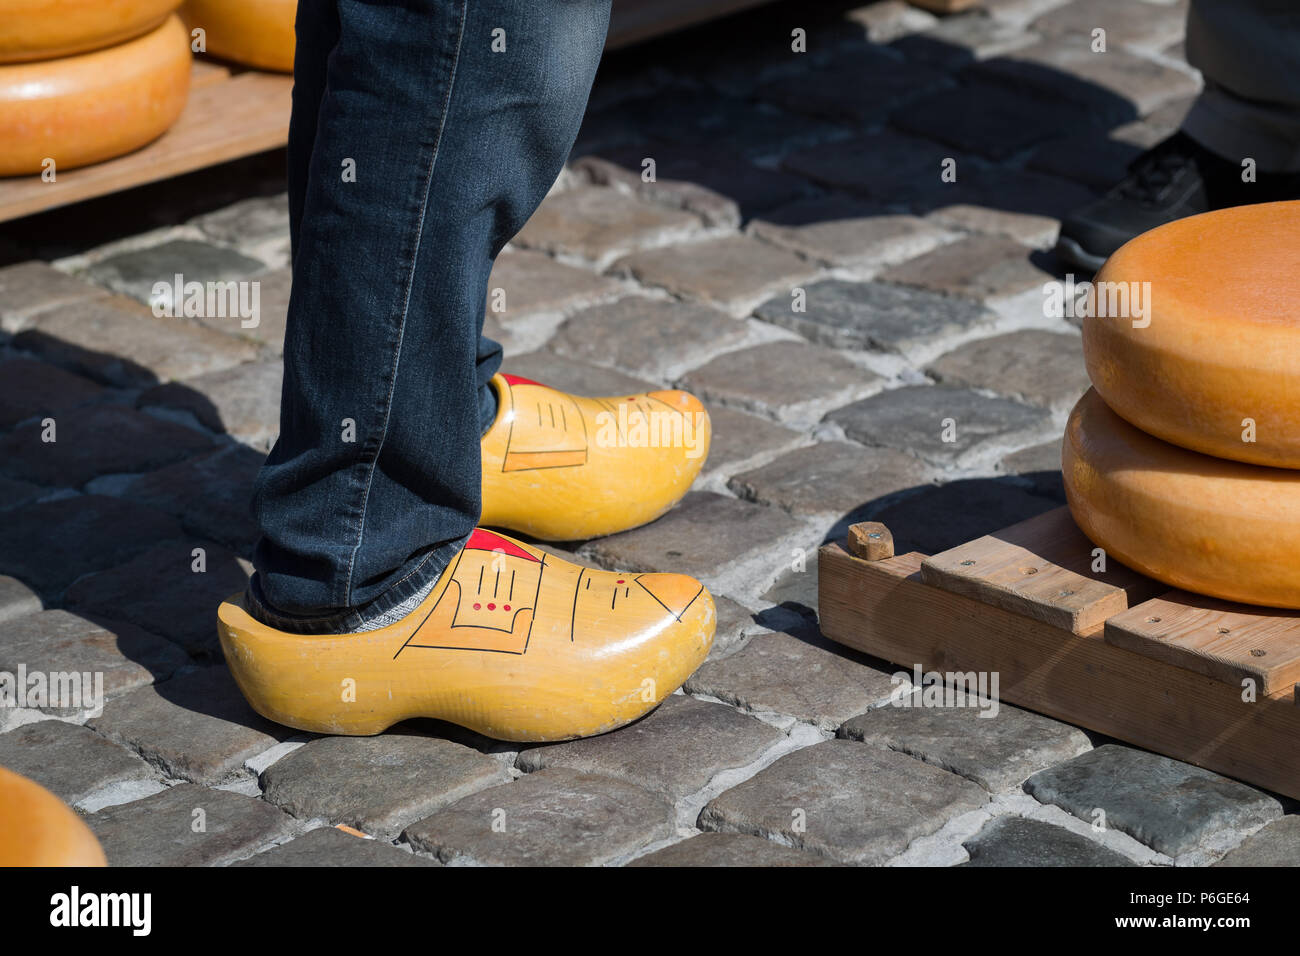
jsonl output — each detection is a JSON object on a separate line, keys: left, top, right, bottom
{"left": 0, "top": 14, "right": 191, "bottom": 177}
{"left": 0, "top": 0, "right": 180, "bottom": 63}
{"left": 1064, "top": 388, "right": 1300, "bottom": 609}
{"left": 183, "top": 0, "right": 296, "bottom": 73}
{"left": 1084, "top": 200, "right": 1300, "bottom": 469}
{"left": 0, "top": 766, "right": 106, "bottom": 866}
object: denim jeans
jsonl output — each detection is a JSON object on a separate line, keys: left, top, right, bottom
{"left": 250, "top": 0, "right": 611, "bottom": 628}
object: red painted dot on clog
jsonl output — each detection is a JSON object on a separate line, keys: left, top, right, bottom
{"left": 487, "top": 603, "right": 496, "bottom": 610}
{"left": 617, "top": 579, "right": 625, "bottom": 584}
{"left": 473, "top": 603, "right": 481, "bottom": 610}
{"left": 503, "top": 604, "right": 511, "bottom": 611}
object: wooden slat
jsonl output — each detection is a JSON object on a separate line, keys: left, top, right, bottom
{"left": 1106, "top": 592, "right": 1300, "bottom": 696}
{"left": 818, "top": 539, "right": 1300, "bottom": 801}
{"left": 920, "top": 506, "right": 1166, "bottom": 636}
{"left": 0, "top": 70, "right": 292, "bottom": 224}
{"left": 189, "top": 58, "right": 232, "bottom": 89}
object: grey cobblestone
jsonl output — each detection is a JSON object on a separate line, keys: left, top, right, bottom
{"left": 973, "top": 39, "right": 1199, "bottom": 119}
{"left": 550, "top": 296, "right": 749, "bottom": 380}
{"left": 892, "top": 11, "right": 1040, "bottom": 68}
{"left": 630, "top": 831, "right": 840, "bottom": 866}
{"left": 0, "top": 495, "right": 182, "bottom": 597}
{"left": 81, "top": 239, "right": 266, "bottom": 305}
{"left": 0, "top": 720, "right": 159, "bottom": 807}
{"left": 753, "top": 50, "right": 951, "bottom": 125}
{"left": 753, "top": 278, "right": 995, "bottom": 356}
{"left": 839, "top": 699, "right": 1092, "bottom": 792}
{"left": 611, "top": 235, "right": 818, "bottom": 316}
{"left": 114, "top": 444, "right": 264, "bottom": 556}
{"left": 138, "top": 359, "right": 283, "bottom": 451}
{"left": 699, "top": 405, "right": 804, "bottom": 476}
{"left": 404, "top": 768, "right": 675, "bottom": 866}
{"left": 679, "top": 341, "right": 882, "bottom": 424}
{"left": 999, "top": 438, "right": 1066, "bottom": 500}
{"left": 1214, "top": 816, "right": 1300, "bottom": 867}
{"left": 191, "top": 194, "right": 291, "bottom": 265}
{"left": 235, "top": 826, "right": 440, "bottom": 867}
{"left": 747, "top": 202, "right": 952, "bottom": 271}
{"left": 88, "top": 783, "right": 297, "bottom": 867}
{"left": 925, "top": 166, "right": 1098, "bottom": 246}
{"left": 1024, "top": 744, "right": 1284, "bottom": 857}
{"left": 514, "top": 185, "right": 702, "bottom": 266}
{"left": 685, "top": 627, "right": 900, "bottom": 730}
{"left": 879, "top": 234, "right": 1057, "bottom": 303}
{"left": 63, "top": 539, "right": 251, "bottom": 657}
{"left": 502, "top": 352, "right": 655, "bottom": 398}
{"left": 827, "top": 385, "right": 1053, "bottom": 467}
{"left": 487, "top": 248, "right": 622, "bottom": 326}
{"left": 0, "top": 357, "right": 106, "bottom": 429}
{"left": 0, "top": 261, "right": 108, "bottom": 333}
{"left": 516, "top": 694, "right": 783, "bottom": 800}
{"left": 0, "top": 610, "right": 189, "bottom": 712}
{"left": 698, "top": 739, "right": 988, "bottom": 865}
{"left": 926, "top": 330, "right": 1090, "bottom": 413}
{"left": 1032, "top": 0, "right": 1186, "bottom": 53}
{"left": 893, "top": 81, "right": 1075, "bottom": 161}
{"left": 781, "top": 131, "right": 959, "bottom": 204}
{"left": 261, "top": 734, "right": 509, "bottom": 840}
{"left": 583, "top": 491, "right": 807, "bottom": 590}
{"left": 0, "top": 403, "right": 213, "bottom": 488}
{"left": 729, "top": 441, "right": 930, "bottom": 518}
{"left": 0, "top": 574, "right": 41, "bottom": 623}
{"left": 963, "top": 815, "right": 1136, "bottom": 866}
{"left": 13, "top": 295, "right": 258, "bottom": 388}
{"left": 90, "top": 666, "right": 289, "bottom": 786}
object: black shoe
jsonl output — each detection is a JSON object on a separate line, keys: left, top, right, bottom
{"left": 1055, "top": 131, "right": 1300, "bottom": 271}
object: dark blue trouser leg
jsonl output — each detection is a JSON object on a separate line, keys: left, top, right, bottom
{"left": 253, "top": 0, "right": 611, "bottom": 626}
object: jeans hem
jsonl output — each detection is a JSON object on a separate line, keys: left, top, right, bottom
{"left": 246, "top": 531, "right": 469, "bottom": 634}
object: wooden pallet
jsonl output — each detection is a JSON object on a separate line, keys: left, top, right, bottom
{"left": 819, "top": 507, "right": 1300, "bottom": 801}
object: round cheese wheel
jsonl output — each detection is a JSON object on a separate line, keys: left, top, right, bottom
{"left": 0, "top": 14, "right": 191, "bottom": 177}
{"left": 0, "top": 766, "right": 106, "bottom": 866}
{"left": 0, "top": 0, "right": 180, "bottom": 63}
{"left": 1064, "top": 387, "right": 1300, "bottom": 608}
{"left": 183, "top": 0, "right": 296, "bottom": 73}
{"left": 1084, "top": 200, "right": 1300, "bottom": 469}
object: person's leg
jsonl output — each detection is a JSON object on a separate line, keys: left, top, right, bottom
{"left": 1056, "top": 0, "right": 1300, "bottom": 270}
{"left": 1183, "top": 0, "right": 1300, "bottom": 172}
{"left": 251, "top": 0, "right": 611, "bottom": 631}
{"left": 285, "top": 0, "right": 340, "bottom": 264}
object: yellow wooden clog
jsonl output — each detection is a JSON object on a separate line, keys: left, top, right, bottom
{"left": 0, "top": 766, "right": 106, "bottom": 867}
{"left": 480, "top": 374, "right": 710, "bottom": 540}
{"left": 218, "top": 529, "right": 715, "bottom": 741}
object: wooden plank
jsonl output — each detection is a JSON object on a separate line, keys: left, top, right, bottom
{"left": 1106, "top": 592, "right": 1300, "bottom": 696}
{"left": 189, "top": 58, "right": 232, "bottom": 89}
{"left": 920, "top": 507, "right": 1166, "bottom": 636}
{"left": 818, "top": 539, "right": 1300, "bottom": 801}
{"left": 0, "top": 71, "right": 292, "bottom": 224}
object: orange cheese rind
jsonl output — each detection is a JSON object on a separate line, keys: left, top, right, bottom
{"left": 1064, "top": 388, "right": 1300, "bottom": 609}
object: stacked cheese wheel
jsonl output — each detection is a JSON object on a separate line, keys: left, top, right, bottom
{"left": 1065, "top": 200, "right": 1300, "bottom": 608}
{"left": 0, "top": 3, "right": 191, "bottom": 176}
{"left": 183, "top": 0, "right": 297, "bottom": 73}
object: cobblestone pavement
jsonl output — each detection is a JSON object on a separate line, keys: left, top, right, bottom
{"left": 3, "top": 0, "right": 1295, "bottom": 867}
